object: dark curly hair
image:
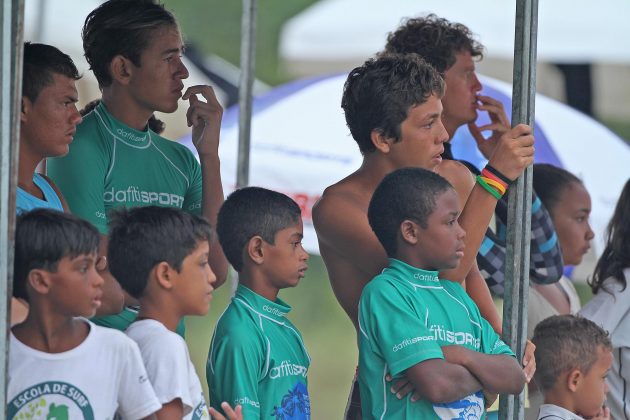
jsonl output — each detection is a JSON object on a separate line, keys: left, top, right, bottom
{"left": 341, "top": 53, "right": 444, "bottom": 154}
{"left": 589, "top": 178, "right": 630, "bottom": 295}
{"left": 383, "top": 14, "right": 484, "bottom": 74}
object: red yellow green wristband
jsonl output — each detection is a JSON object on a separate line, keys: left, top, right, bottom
{"left": 476, "top": 175, "right": 503, "bottom": 200}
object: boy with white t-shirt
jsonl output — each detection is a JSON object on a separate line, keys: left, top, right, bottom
{"left": 9, "top": 209, "right": 160, "bottom": 419}
{"left": 107, "top": 206, "right": 241, "bottom": 420}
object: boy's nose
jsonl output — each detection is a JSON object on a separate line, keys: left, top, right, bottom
{"left": 207, "top": 268, "right": 217, "bottom": 287}
{"left": 176, "top": 58, "right": 189, "bottom": 80}
{"left": 93, "top": 271, "right": 105, "bottom": 288}
{"left": 458, "top": 224, "right": 466, "bottom": 240}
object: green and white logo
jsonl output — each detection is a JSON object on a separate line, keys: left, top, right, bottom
{"left": 9, "top": 381, "right": 94, "bottom": 420}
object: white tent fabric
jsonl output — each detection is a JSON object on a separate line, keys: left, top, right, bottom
{"left": 180, "top": 73, "right": 630, "bottom": 255}
{"left": 281, "top": 0, "right": 630, "bottom": 65}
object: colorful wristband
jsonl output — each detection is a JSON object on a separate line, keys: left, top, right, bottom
{"left": 482, "top": 176, "right": 507, "bottom": 195}
{"left": 484, "top": 164, "right": 513, "bottom": 185}
{"left": 476, "top": 175, "right": 503, "bottom": 200}
{"left": 481, "top": 168, "right": 508, "bottom": 189}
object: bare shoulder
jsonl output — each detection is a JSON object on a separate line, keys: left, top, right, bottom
{"left": 435, "top": 160, "right": 475, "bottom": 203}
{"left": 313, "top": 176, "right": 370, "bottom": 228}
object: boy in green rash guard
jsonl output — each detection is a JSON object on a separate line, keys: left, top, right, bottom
{"left": 208, "top": 187, "right": 311, "bottom": 419}
{"left": 359, "top": 167, "right": 526, "bottom": 419}
{"left": 47, "top": 0, "right": 228, "bottom": 332}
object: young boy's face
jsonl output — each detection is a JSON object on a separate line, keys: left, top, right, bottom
{"left": 126, "top": 25, "right": 189, "bottom": 114}
{"left": 171, "top": 240, "right": 215, "bottom": 316}
{"left": 387, "top": 94, "right": 449, "bottom": 171}
{"left": 574, "top": 345, "right": 612, "bottom": 418}
{"left": 262, "top": 219, "right": 309, "bottom": 289}
{"left": 414, "top": 189, "right": 466, "bottom": 271}
{"left": 46, "top": 252, "right": 104, "bottom": 318}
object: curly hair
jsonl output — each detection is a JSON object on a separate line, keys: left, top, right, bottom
{"left": 383, "top": 14, "right": 484, "bottom": 74}
{"left": 532, "top": 314, "right": 612, "bottom": 393}
{"left": 341, "top": 53, "right": 444, "bottom": 154}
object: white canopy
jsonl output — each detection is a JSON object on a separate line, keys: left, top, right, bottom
{"left": 281, "top": 0, "right": 630, "bottom": 66}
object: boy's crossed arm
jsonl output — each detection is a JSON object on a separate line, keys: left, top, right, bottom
{"left": 392, "top": 343, "right": 526, "bottom": 404}
{"left": 441, "top": 345, "right": 526, "bottom": 395}
{"left": 402, "top": 356, "right": 483, "bottom": 403}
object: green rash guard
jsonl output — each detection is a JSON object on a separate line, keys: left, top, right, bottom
{"left": 207, "top": 284, "right": 311, "bottom": 419}
{"left": 47, "top": 102, "right": 199, "bottom": 335}
{"left": 47, "top": 101, "right": 202, "bottom": 233}
{"left": 358, "top": 258, "right": 515, "bottom": 420}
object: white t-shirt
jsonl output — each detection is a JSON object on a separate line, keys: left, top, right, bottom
{"left": 126, "top": 319, "right": 209, "bottom": 420}
{"left": 8, "top": 320, "right": 160, "bottom": 420}
{"left": 537, "top": 403, "right": 585, "bottom": 420}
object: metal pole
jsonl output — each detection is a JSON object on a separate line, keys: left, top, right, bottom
{"left": 236, "top": 0, "right": 257, "bottom": 189}
{"left": 0, "top": 0, "right": 24, "bottom": 415}
{"left": 498, "top": 0, "right": 538, "bottom": 418}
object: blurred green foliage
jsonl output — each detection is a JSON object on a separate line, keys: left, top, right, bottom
{"left": 163, "top": 0, "right": 319, "bottom": 86}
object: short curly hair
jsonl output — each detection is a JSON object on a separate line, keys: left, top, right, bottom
{"left": 341, "top": 53, "right": 444, "bottom": 154}
{"left": 383, "top": 14, "right": 484, "bottom": 74}
{"left": 532, "top": 314, "right": 612, "bottom": 393}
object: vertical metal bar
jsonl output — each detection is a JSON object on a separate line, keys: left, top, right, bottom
{"left": 236, "top": 0, "right": 257, "bottom": 189}
{"left": 498, "top": 0, "right": 538, "bottom": 419}
{"left": 0, "top": 0, "right": 24, "bottom": 415}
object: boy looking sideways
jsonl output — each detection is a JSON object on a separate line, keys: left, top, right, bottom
{"left": 47, "top": 0, "right": 228, "bottom": 331}
{"left": 208, "top": 187, "right": 311, "bottom": 419}
{"left": 359, "top": 168, "right": 525, "bottom": 419}
{"left": 107, "top": 206, "right": 241, "bottom": 420}
{"left": 532, "top": 315, "right": 612, "bottom": 420}
{"left": 9, "top": 209, "right": 160, "bottom": 419}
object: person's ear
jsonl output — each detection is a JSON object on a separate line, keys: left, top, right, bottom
{"left": 400, "top": 220, "right": 420, "bottom": 245}
{"left": 371, "top": 129, "right": 394, "bottom": 154}
{"left": 109, "top": 55, "right": 133, "bottom": 85}
{"left": 567, "top": 368, "right": 582, "bottom": 392}
{"left": 27, "top": 269, "right": 51, "bottom": 295}
{"left": 247, "top": 236, "right": 265, "bottom": 265}
{"left": 154, "top": 261, "right": 174, "bottom": 290}
{"left": 21, "top": 96, "right": 32, "bottom": 123}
